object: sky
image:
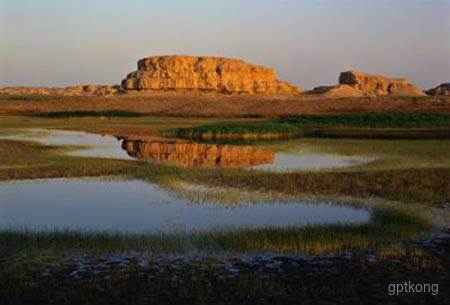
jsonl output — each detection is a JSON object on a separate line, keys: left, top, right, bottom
{"left": 1, "top": 0, "right": 449, "bottom": 90}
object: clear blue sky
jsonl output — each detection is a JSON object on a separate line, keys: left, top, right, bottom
{"left": 1, "top": 0, "right": 449, "bottom": 89}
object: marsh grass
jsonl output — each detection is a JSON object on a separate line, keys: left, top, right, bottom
{"left": 279, "top": 113, "right": 450, "bottom": 128}
{"left": 0, "top": 205, "right": 433, "bottom": 255}
{"left": 164, "top": 122, "right": 301, "bottom": 140}
{"left": 163, "top": 114, "right": 450, "bottom": 141}
{"left": 277, "top": 113, "right": 450, "bottom": 139}
{"left": 0, "top": 114, "right": 263, "bottom": 139}
{"left": 303, "top": 128, "right": 450, "bottom": 139}
{"left": 1, "top": 112, "right": 449, "bottom": 304}
{"left": 0, "top": 138, "right": 438, "bottom": 255}
{"left": 0, "top": 139, "right": 138, "bottom": 180}
{"left": 0, "top": 115, "right": 448, "bottom": 251}
{"left": 2, "top": 236, "right": 448, "bottom": 305}
{"left": 1, "top": 137, "right": 450, "bottom": 205}
{"left": 191, "top": 167, "right": 450, "bottom": 205}
{"left": 261, "top": 138, "right": 450, "bottom": 170}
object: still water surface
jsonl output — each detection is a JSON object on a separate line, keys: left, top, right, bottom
{"left": 2, "top": 128, "right": 370, "bottom": 170}
{"left": 0, "top": 179, "right": 370, "bottom": 232}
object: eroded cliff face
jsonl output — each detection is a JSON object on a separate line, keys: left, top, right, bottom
{"left": 312, "top": 71, "right": 426, "bottom": 97}
{"left": 121, "top": 139, "right": 274, "bottom": 168}
{"left": 121, "top": 55, "right": 301, "bottom": 94}
{"left": 338, "top": 71, "right": 425, "bottom": 96}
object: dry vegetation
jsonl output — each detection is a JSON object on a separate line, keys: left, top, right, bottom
{"left": 1, "top": 92, "right": 449, "bottom": 117}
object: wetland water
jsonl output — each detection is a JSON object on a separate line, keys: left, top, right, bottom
{"left": 0, "top": 179, "right": 370, "bottom": 232}
{"left": 0, "top": 129, "right": 371, "bottom": 233}
{"left": 2, "top": 128, "right": 370, "bottom": 170}
{"left": 0, "top": 128, "right": 133, "bottom": 160}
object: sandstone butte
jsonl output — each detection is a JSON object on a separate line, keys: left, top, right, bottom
{"left": 313, "top": 71, "right": 426, "bottom": 97}
{"left": 121, "top": 55, "right": 302, "bottom": 94}
{"left": 121, "top": 139, "right": 274, "bottom": 168}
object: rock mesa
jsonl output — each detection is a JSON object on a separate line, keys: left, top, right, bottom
{"left": 339, "top": 71, "right": 425, "bottom": 96}
{"left": 121, "top": 55, "right": 301, "bottom": 94}
{"left": 313, "top": 71, "right": 425, "bottom": 97}
{"left": 427, "top": 83, "right": 450, "bottom": 96}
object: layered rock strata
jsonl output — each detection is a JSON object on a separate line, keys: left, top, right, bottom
{"left": 121, "top": 55, "right": 301, "bottom": 94}
{"left": 339, "top": 71, "right": 425, "bottom": 96}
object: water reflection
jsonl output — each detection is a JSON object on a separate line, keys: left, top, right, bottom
{"left": 253, "top": 152, "right": 371, "bottom": 171}
{"left": 2, "top": 129, "right": 371, "bottom": 171}
{"left": 121, "top": 139, "right": 274, "bottom": 168}
{"left": 0, "top": 128, "right": 133, "bottom": 160}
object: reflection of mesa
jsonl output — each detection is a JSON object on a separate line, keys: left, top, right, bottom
{"left": 121, "top": 139, "right": 274, "bottom": 168}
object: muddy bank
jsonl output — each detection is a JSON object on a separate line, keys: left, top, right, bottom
{"left": 2, "top": 229, "right": 449, "bottom": 305}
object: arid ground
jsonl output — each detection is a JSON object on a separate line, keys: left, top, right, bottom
{"left": 1, "top": 92, "right": 449, "bottom": 117}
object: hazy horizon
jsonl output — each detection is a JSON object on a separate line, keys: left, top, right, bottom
{"left": 1, "top": 0, "right": 449, "bottom": 90}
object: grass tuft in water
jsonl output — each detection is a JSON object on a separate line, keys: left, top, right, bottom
{"left": 164, "top": 122, "right": 301, "bottom": 140}
{"left": 0, "top": 205, "right": 433, "bottom": 255}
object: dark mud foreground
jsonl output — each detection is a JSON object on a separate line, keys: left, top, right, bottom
{"left": 1, "top": 230, "right": 449, "bottom": 305}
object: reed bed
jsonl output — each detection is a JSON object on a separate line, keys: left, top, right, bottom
{"left": 279, "top": 112, "right": 450, "bottom": 128}
{"left": 164, "top": 123, "right": 301, "bottom": 140}
{"left": 0, "top": 205, "right": 433, "bottom": 255}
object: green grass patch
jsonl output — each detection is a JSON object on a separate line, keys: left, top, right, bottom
{"left": 304, "top": 128, "right": 450, "bottom": 139}
{"left": 279, "top": 113, "right": 450, "bottom": 128}
{"left": 36, "top": 110, "right": 145, "bottom": 118}
{"left": 164, "top": 122, "right": 301, "bottom": 140}
{"left": 165, "top": 113, "right": 450, "bottom": 141}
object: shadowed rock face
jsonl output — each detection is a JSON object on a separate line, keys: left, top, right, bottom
{"left": 338, "top": 71, "right": 425, "bottom": 96}
{"left": 121, "top": 139, "right": 274, "bottom": 168}
{"left": 311, "top": 84, "right": 363, "bottom": 97}
{"left": 427, "top": 83, "right": 450, "bottom": 96}
{"left": 121, "top": 55, "right": 301, "bottom": 94}
{"left": 312, "top": 71, "right": 425, "bottom": 97}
